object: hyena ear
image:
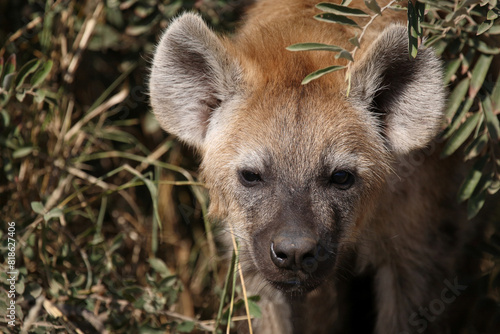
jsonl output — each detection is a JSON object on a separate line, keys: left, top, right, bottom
{"left": 349, "top": 25, "right": 445, "bottom": 155}
{"left": 149, "top": 13, "right": 240, "bottom": 148}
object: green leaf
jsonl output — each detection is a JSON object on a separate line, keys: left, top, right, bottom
{"left": 301, "top": 65, "right": 346, "bottom": 85}
{"left": 314, "top": 13, "right": 360, "bottom": 28}
{"left": 491, "top": 75, "right": 500, "bottom": 111}
{"left": 3, "top": 54, "right": 16, "bottom": 78}
{"left": 457, "top": 155, "right": 488, "bottom": 202}
{"left": 14, "top": 59, "right": 40, "bottom": 89}
{"left": 407, "top": 0, "right": 425, "bottom": 59}
{"left": 247, "top": 298, "right": 262, "bottom": 318}
{"left": 467, "top": 190, "right": 486, "bottom": 219}
{"left": 463, "top": 132, "right": 488, "bottom": 160}
{"left": 2, "top": 73, "right": 15, "bottom": 91}
{"left": 286, "top": 43, "right": 343, "bottom": 52}
{"left": 148, "top": 258, "right": 170, "bottom": 277}
{"left": 441, "top": 112, "right": 482, "bottom": 158}
{"left": 349, "top": 34, "right": 360, "bottom": 47}
{"left": 12, "top": 146, "right": 34, "bottom": 158}
{"left": 177, "top": 321, "right": 195, "bottom": 332}
{"left": 316, "top": 3, "right": 369, "bottom": 16}
{"left": 30, "top": 60, "right": 53, "bottom": 87}
{"left": 469, "top": 54, "right": 493, "bottom": 98}
{"left": 482, "top": 96, "right": 500, "bottom": 142}
{"left": 335, "top": 49, "right": 354, "bottom": 61}
{"left": 487, "top": 9, "right": 498, "bottom": 20}
{"left": 477, "top": 20, "right": 493, "bottom": 35}
{"left": 470, "top": 39, "right": 500, "bottom": 55}
{"left": 443, "top": 58, "right": 462, "bottom": 85}
{"left": 341, "top": 0, "right": 353, "bottom": 5}
{"left": 364, "top": 0, "right": 381, "bottom": 14}
{"left": 445, "top": 77, "right": 470, "bottom": 120}
{"left": 44, "top": 207, "right": 63, "bottom": 221}
{"left": 31, "top": 201, "right": 45, "bottom": 215}
{"left": 467, "top": 170, "right": 493, "bottom": 219}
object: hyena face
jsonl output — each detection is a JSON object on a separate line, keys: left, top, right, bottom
{"left": 199, "top": 85, "right": 389, "bottom": 292}
{"left": 149, "top": 4, "right": 444, "bottom": 298}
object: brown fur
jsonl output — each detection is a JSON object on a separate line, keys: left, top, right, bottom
{"left": 149, "top": 1, "right": 469, "bottom": 333}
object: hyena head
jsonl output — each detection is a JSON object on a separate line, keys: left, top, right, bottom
{"left": 149, "top": 13, "right": 444, "bottom": 293}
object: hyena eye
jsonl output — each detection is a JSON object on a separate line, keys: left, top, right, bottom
{"left": 330, "top": 170, "right": 355, "bottom": 190}
{"left": 239, "top": 170, "right": 262, "bottom": 186}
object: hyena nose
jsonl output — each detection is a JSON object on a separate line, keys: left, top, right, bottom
{"left": 270, "top": 235, "right": 318, "bottom": 272}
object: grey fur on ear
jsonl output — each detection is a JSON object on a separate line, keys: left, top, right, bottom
{"left": 149, "top": 13, "right": 241, "bottom": 149}
{"left": 350, "top": 25, "right": 445, "bottom": 155}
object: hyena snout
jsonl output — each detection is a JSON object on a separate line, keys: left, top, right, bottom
{"left": 270, "top": 231, "right": 321, "bottom": 273}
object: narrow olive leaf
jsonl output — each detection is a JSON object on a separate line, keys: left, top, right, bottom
{"left": 464, "top": 132, "right": 488, "bottom": 160}
{"left": 477, "top": 20, "right": 493, "bottom": 35}
{"left": 30, "top": 60, "right": 53, "bottom": 87}
{"left": 461, "top": 48, "right": 475, "bottom": 74}
{"left": 335, "top": 50, "right": 354, "bottom": 61}
{"left": 316, "top": 3, "right": 369, "bottom": 16}
{"left": 468, "top": 171, "right": 493, "bottom": 219}
{"left": 364, "top": 0, "right": 381, "bottom": 14}
{"left": 2, "top": 73, "right": 15, "bottom": 91}
{"left": 443, "top": 97, "right": 475, "bottom": 139}
{"left": 301, "top": 65, "right": 346, "bottom": 85}
{"left": 470, "top": 39, "right": 500, "bottom": 55}
{"left": 342, "top": 0, "right": 353, "bottom": 6}
{"left": 441, "top": 112, "right": 482, "bottom": 158}
{"left": 286, "top": 43, "right": 343, "bottom": 52}
{"left": 0, "top": 57, "right": 4, "bottom": 82}
{"left": 148, "top": 258, "right": 170, "bottom": 278}
{"left": 457, "top": 155, "right": 489, "bottom": 202}
{"left": 314, "top": 13, "right": 360, "bottom": 27}
{"left": 349, "top": 34, "right": 360, "bottom": 47}
{"left": 407, "top": 0, "right": 420, "bottom": 59}
{"left": 4, "top": 54, "right": 16, "bottom": 77}
{"left": 14, "top": 59, "right": 40, "bottom": 89}
{"left": 491, "top": 74, "right": 500, "bottom": 111}
{"left": 388, "top": 4, "right": 408, "bottom": 11}
{"left": 443, "top": 58, "right": 462, "bottom": 84}
{"left": 445, "top": 77, "right": 470, "bottom": 120}
{"left": 469, "top": 54, "right": 493, "bottom": 98}
{"left": 482, "top": 96, "right": 500, "bottom": 142}
{"left": 13, "top": 146, "right": 34, "bottom": 158}
{"left": 215, "top": 249, "right": 237, "bottom": 329}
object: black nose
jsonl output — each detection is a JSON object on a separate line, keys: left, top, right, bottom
{"left": 270, "top": 234, "right": 319, "bottom": 272}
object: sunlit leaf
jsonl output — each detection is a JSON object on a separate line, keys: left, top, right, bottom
{"left": 316, "top": 3, "right": 369, "bottom": 16}
{"left": 301, "top": 65, "right": 346, "bottom": 85}
{"left": 443, "top": 58, "right": 462, "bottom": 84}
{"left": 445, "top": 77, "right": 470, "bottom": 120}
{"left": 286, "top": 43, "right": 343, "bottom": 52}
{"left": 469, "top": 54, "right": 493, "bottom": 98}
{"left": 148, "top": 258, "right": 170, "bottom": 278}
{"left": 314, "top": 13, "right": 360, "bottom": 27}
{"left": 13, "top": 146, "right": 34, "bottom": 158}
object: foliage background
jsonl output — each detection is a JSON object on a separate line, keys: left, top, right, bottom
{"left": 0, "top": 0, "right": 499, "bottom": 333}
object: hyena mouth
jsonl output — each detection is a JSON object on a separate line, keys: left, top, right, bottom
{"left": 269, "top": 276, "right": 326, "bottom": 294}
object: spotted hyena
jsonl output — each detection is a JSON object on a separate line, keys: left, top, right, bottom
{"left": 149, "top": 0, "right": 469, "bottom": 332}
